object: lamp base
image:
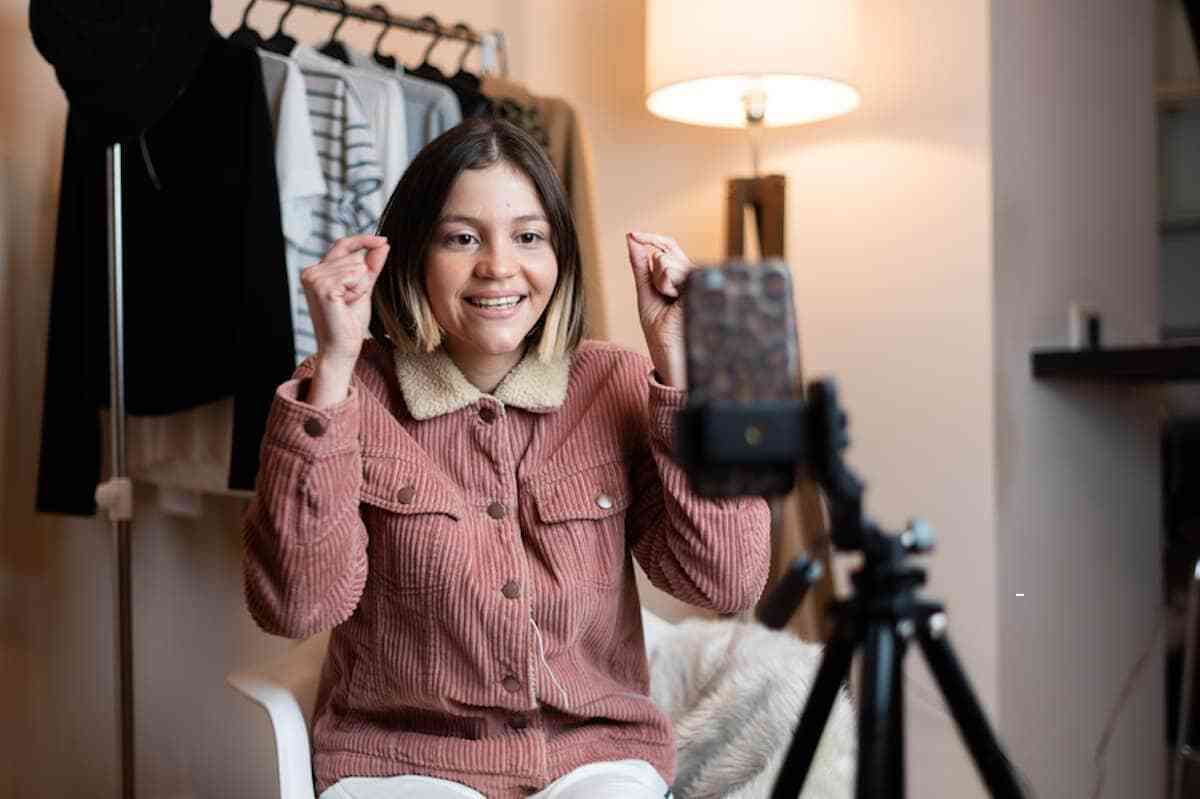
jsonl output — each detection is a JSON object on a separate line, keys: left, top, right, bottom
{"left": 726, "top": 174, "right": 786, "bottom": 259}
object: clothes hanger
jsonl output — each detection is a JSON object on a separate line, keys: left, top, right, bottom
{"left": 261, "top": 0, "right": 298, "bottom": 56}
{"left": 448, "top": 23, "right": 481, "bottom": 91}
{"left": 409, "top": 15, "right": 447, "bottom": 82}
{"left": 316, "top": 0, "right": 352, "bottom": 65}
{"left": 229, "top": 0, "right": 263, "bottom": 48}
{"left": 369, "top": 4, "right": 398, "bottom": 70}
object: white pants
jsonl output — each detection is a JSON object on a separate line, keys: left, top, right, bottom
{"left": 319, "top": 758, "right": 671, "bottom": 799}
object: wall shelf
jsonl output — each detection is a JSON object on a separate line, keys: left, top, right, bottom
{"left": 1031, "top": 345, "right": 1200, "bottom": 382}
{"left": 1162, "top": 214, "right": 1200, "bottom": 233}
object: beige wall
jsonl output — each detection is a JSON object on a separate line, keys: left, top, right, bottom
{"left": 512, "top": 3, "right": 996, "bottom": 796}
{"left": 994, "top": 2, "right": 1169, "bottom": 798}
{"left": 0, "top": 0, "right": 1178, "bottom": 797}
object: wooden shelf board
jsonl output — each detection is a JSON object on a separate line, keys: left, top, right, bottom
{"left": 1031, "top": 345, "right": 1200, "bottom": 382}
{"left": 1161, "top": 215, "right": 1200, "bottom": 233}
{"left": 1156, "top": 81, "right": 1200, "bottom": 106}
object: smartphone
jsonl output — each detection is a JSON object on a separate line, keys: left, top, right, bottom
{"left": 679, "top": 259, "right": 801, "bottom": 497}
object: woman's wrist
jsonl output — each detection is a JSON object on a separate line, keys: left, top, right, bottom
{"left": 648, "top": 346, "right": 686, "bottom": 390}
{"left": 307, "top": 352, "right": 356, "bottom": 409}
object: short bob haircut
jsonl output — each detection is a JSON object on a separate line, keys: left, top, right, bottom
{"left": 369, "top": 117, "right": 585, "bottom": 361}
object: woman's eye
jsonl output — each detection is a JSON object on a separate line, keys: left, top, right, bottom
{"left": 445, "top": 233, "right": 477, "bottom": 247}
{"left": 517, "top": 232, "right": 545, "bottom": 245}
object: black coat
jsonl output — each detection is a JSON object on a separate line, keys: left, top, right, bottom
{"left": 37, "top": 31, "right": 295, "bottom": 515}
{"left": 30, "top": 0, "right": 214, "bottom": 143}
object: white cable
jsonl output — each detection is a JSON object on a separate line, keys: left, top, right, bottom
{"left": 1091, "top": 610, "right": 1167, "bottom": 799}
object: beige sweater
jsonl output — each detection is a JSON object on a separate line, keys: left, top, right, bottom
{"left": 241, "top": 340, "right": 771, "bottom": 797}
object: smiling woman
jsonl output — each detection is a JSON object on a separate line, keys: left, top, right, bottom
{"left": 240, "top": 117, "right": 772, "bottom": 799}
{"left": 370, "top": 117, "right": 583, "bottom": 380}
{"left": 421, "top": 163, "right": 561, "bottom": 390}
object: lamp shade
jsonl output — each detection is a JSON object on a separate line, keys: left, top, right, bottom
{"left": 645, "top": 0, "right": 860, "bottom": 128}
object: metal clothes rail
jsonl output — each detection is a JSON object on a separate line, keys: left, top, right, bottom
{"left": 260, "top": 0, "right": 509, "bottom": 74}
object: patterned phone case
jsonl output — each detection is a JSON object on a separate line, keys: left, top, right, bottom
{"left": 682, "top": 260, "right": 800, "bottom": 496}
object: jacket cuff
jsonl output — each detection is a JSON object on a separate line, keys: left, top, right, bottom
{"left": 265, "top": 377, "right": 360, "bottom": 458}
{"left": 648, "top": 369, "right": 687, "bottom": 448}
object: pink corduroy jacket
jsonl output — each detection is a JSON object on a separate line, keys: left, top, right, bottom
{"left": 241, "top": 339, "right": 772, "bottom": 797}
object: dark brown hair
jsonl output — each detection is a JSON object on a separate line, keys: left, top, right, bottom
{"left": 369, "top": 117, "right": 585, "bottom": 360}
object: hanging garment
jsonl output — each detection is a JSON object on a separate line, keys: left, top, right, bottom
{"left": 481, "top": 77, "right": 608, "bottom": 340}
{"left": 95, "top": 45, "right": 329, "bottom": 507}
{"left": 407, "top": 60, "right": 493, "bottom": 120}
{"left": 291, "top": 44, "right": 408, "bottom": 197}
{"left": 347, "top": 48, "right": 462, "bottom": 159}
{"left": 258, "top": 50, "right": 326, "bottom": 252}
{"left": 275, "top": 54, "right": 385, "bottom": 365}
{"left": 36, "top": 31, "right": 294, "bottom": 515}
{"left": 29, "top": 0, "right": 213, "bottom": 143}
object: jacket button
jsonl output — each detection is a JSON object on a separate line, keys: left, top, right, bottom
{"left": 501, "top": 580, "right": 521, "bottom": 599}
{"left": 487, "top": 501, "right": 507, "bottom": 520}
{"left": 397, "top": 485, "right": 416, "bottom": 504}
{"left": 508, "top": 715, "right": 529, "bottom": 730}
{"left": 303, "top": 417, "right": 326, "bottom": 437}
{"left": 595, "top": 493, "right": 614, "bottom": 510}
{"left": 502, "top": 675, "right": 521, "bottom": 693}
{"left": 479, "top": 406, "right": 497, "bottom": 424}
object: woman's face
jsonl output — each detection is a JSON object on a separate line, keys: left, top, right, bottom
{"left": 425, "top": 161, "right": 559, "bottom": 369}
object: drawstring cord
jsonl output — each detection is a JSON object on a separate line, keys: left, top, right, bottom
{"left": 138, "top": 131, "right": 162, "bottom": 191}
{"left": 530, "top": 611, "right": 571, "bottom": 705}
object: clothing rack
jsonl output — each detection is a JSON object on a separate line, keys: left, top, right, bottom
{"left": 262, "top": 0, "right": 509, "bottom": 75}
{"left": 89, "top": 9, "right": 511, "bottom": 797}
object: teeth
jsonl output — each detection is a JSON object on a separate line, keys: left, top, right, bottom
{"left": 468, "top": 296, "right": 521, "bottom": 308}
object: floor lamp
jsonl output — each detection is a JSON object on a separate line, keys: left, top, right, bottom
{"left": 644, "top": 0, "right": 860, "bottom": 638}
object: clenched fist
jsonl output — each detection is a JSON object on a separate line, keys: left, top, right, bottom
{"left": 626, "top": 231, "right": 694, "bottom": 389}
{"left": 300, "top": 234, "right": 390, "bottom": 407}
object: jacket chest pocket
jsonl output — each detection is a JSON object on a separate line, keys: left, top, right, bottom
{"left": 361, "top": 456, "right": 469, "bottom": 597}
{"left": 528, "top": 461, "right": 632, "bottom": 589}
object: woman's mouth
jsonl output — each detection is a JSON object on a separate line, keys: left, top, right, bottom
{"left": 463, "top": 295, "right": 526, "bottom": 318}
{"left": 465, "top": 295, "right": 524, "bottom": 309}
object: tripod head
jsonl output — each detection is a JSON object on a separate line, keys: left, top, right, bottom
{"left": 677, "top": 378, "right": 926, "bottom": 554}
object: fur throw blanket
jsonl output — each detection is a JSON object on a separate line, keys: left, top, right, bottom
{"left": 645, "top": 616, "right": 856, "bottom": 799}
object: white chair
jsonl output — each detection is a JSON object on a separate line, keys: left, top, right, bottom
{"left": 227, "top": 609, "right": 677, "bottom": 799}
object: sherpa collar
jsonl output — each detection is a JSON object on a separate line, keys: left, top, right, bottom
{"left": 393, "top": 347, "right": 571, "bottom": 420}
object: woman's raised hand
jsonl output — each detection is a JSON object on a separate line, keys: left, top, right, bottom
{"left": 626, "top": 231, "right": 694, "bottom": 389}
{"left": 300, "top": 234, "right": 389, "bottom": 408}
{"left": 301, "top": 234, "right": 390, "bottom": 368}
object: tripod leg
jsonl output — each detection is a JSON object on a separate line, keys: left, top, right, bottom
{"left": 858, "top": 621, "right": 902, "bottom": 799}
{"left": 916, "top": 613, "right": 1028, "bottom": 798}
{"left": 770, "top": 623, "right": 857, "bottom": 799}
{"left": 891, "top": 630, "right": 907, "bottom": 793}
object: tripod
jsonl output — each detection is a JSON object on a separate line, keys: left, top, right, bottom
{"left": 760, "top": 533, "right": 1027, "bottom": 799}
{"left": 680, "top": 381, "right": 1028, "bottom": 799}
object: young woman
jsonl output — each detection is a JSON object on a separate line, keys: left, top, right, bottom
{"left": 242, "top": 118, "right": 771, "bottom": 799}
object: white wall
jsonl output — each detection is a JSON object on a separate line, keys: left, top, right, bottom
{"left": 993, "top": 2, "right": 1167, "bottom": 799}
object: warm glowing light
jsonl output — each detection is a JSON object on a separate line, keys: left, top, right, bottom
{"left": 645, "top": 0, "right": 861, "bottom": 129}
{"left": 647, "top": 74, "right": 861, "bottom": 129}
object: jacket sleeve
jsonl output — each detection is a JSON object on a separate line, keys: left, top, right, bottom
{"left": 628, "top": 371, "right": 772, "bottom": 615}
{"left": 241, "top": 364, "right": 367, "bottom": 638}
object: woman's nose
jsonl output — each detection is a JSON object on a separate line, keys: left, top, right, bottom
{"left": 473, "top": 245, "right": 519, "bottom": 280}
